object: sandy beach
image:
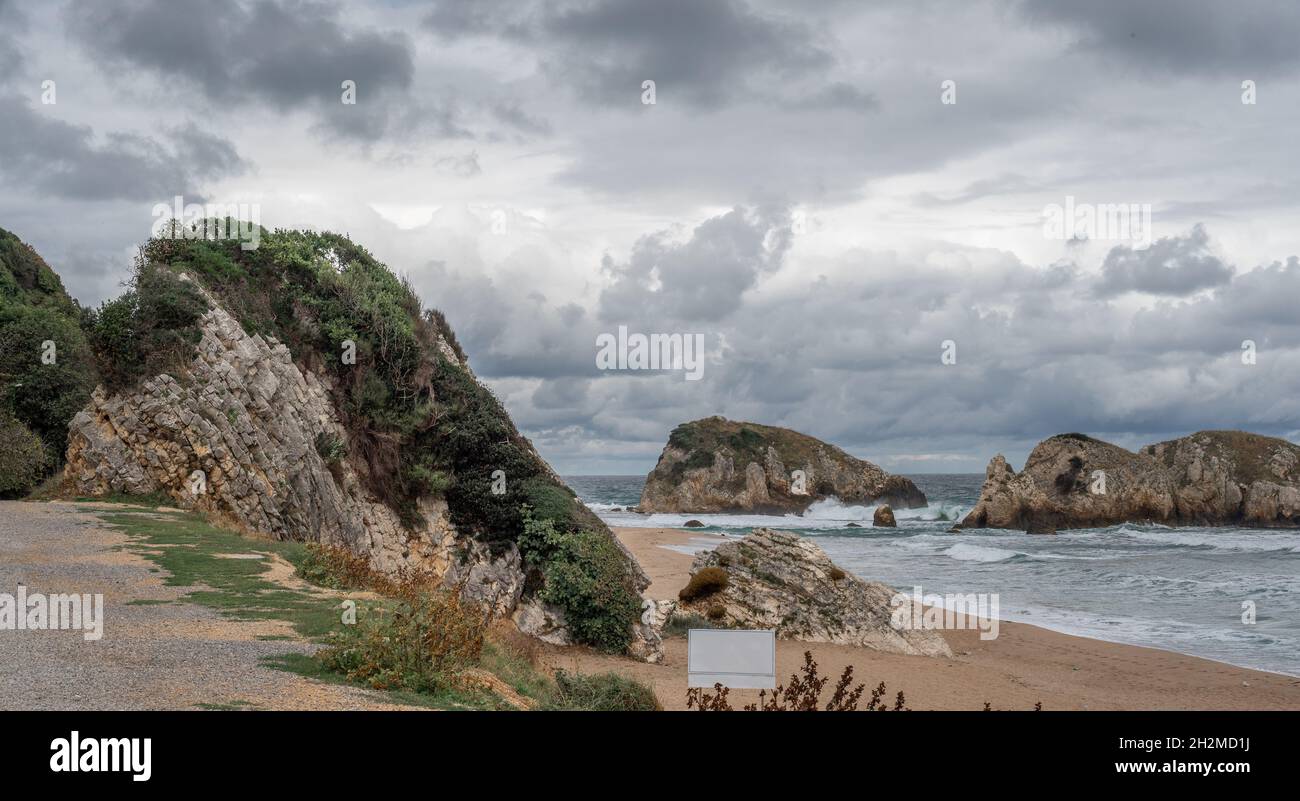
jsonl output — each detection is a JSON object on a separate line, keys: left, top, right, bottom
{"left": 539, "top": 526, "right": 1300, "bottom": 711}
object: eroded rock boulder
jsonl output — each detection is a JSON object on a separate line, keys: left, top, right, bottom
{"left": 677, "top": 528, "right": 951, "bottom": 657}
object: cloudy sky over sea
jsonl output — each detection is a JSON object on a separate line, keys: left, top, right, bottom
{"left": 4, "top": 0, "right": 1300, "bottom": 474}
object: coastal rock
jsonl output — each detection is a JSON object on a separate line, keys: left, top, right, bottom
{"left": 640, "top": 417, "right": 926, "bottom": 514}
{"left": 511, "top": 598, "right": 571, "bottom": 646}
{"left": 65, "top": 277, "right": 661, "bottom": 661}
{"left": 65, "top": 283, "right": 461, "bottom": 575}
{"left": 678, "top": 528, "right": 951, "bottom": 657}
{"left": 873, "top": 504, "right": 896, "bottom": 527}
{"left": 962, "top": 431, "right": 1300, "bottom": 531}
{"left": 684, "top": 519, "right": 705, "bottom": 528}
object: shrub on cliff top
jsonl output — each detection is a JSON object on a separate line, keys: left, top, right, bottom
{"left": 0, "top": 227, "right": 96, "bottom": 492}
{"left": 520, "top": 509, "right": 641, "bottom": 653}
{"left": 0, "top": 411, "right": 48, "bottom": 498}
{"left": 84, "top": 261, "right": 210, "bottom": 393}
{"left": 679, "top": 566, "right": 729, "bottom": 603}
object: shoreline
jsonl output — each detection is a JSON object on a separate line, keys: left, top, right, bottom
{"left": 538, "top": 526, "right": 1300, "bottom": 711}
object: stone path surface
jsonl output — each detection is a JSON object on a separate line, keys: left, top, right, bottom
{"left": 0, "top": 501, "right": 416, "bottom": 710}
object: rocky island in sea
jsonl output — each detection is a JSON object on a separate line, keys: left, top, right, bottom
{"left": 638, "top": 416, "right": 926, "bottom": 514}
{"left": 960, "top": 430, "right": 1300, "bottom": 533}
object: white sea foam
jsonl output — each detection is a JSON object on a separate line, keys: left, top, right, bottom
{"left": 943, "top": 543, "right": 1020, "bottom": 563}
{"left": 1115, "top": 525, "right": 1300, "bottom": 553}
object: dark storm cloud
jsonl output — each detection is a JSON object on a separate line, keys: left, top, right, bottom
{"left": 1018, "top": 0, "right": 1300, "bottom": 74}
{"left": 0, "top": 97, "right": 249, "bottom": 201}
{"left": 536, "top": 0, "right": 832, "bottom": 107}
{"left": 423, "top": 0, "right": 532, "bottom": 39}
{"left": 1094, "top": 224, "right": 1234, "bottom": 297}
{"left": 406, "top": 261, "right": 601, "bottom": 381}
{"left": 491, "top": 102, "right": 553, "bottom": 137}
{"left": 66, "top": 0, "right": 419, "bottom": 139}
{"left": 0, "top": 0, "right": 25, "bottom": 78}
{"left": 1128, "top": 256, "right": 1300, "bottom": 356}
{"left": 439, "top": 214, "right": 1300, "bottom": 472}
{"left": 598, "top": 205, "right": 793, "bottom": 323}
{"left": 424, "top": 0, "right": 834, "bottom": 108}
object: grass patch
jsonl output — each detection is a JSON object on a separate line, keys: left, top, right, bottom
{"left": 74, "top": 491, "right": 175, "bottom": 508}
{"left": 95, "top": 507, "right": 345, "bottom": 640}
{"left": 542, "top": 670, "right": 660, "bottom": 711}
{"left": 316, "top": 585, "right": 489, "bottom": 695}
{"left": 661, "top": 612, "right": 735, "bottom": 638}
{"left": 260, "top": 653, "right": 517, "bottom": 711}
{"left": 195, "top": 700, "right": 259, "bottom": 711}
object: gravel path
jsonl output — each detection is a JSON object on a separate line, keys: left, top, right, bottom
{"left": 0, "top": 501, "right": 417, "bottom": 710}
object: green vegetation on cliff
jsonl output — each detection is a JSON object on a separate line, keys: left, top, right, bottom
{"left": 672, "top": 416, "right": 838, "bottom": 461}
{"left": 0, "top": 228, "right": 96, "bottom": 495}
{"left": 664, "top": 417, "right": 844, "bottom": 491}
{"left": 83, "top": 225, "right": 639, "bottom": 651}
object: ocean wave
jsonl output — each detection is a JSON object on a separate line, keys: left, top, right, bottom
{"left": 943, "top": 543, "right": 1022, "bottom": 563}
{"left": 595, "top": 498, "right": 969, "bottom": 532}
{"left": 1114, "top": 526, "right": 1300, "bottom": 554}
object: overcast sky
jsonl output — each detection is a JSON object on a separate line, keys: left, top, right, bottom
{"left": 4, "top": 0, "right": 1300, "bottom": 475}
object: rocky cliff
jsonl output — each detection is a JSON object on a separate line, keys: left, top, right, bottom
{"left": 639, "top": 417, "right": 925, "bottom": 513}
{"left": 961, "top": 431, "right": 1300, "bottom": 532}
{"left": 67, "top": 280, "right": 453, "bottom": 574}
{"left": 677, "top": 528, "right": 951, "bottom": 657}
{"left": 66, "top": 230, "right": 659, "bottom": 660}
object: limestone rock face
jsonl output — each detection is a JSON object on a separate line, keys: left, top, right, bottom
{"left": 64, "top": 279, "right": 661, "bottom": 659}
{"left": 640, "top": 417, "right": 926, "bottom": 514}
{"left": 872, "top": 504, "right": 896, "bottom": 527}
{"left": 679, "top": 528, "right": 951, "bottom": 657}
{"left": 65, "top": 285, "right": 461, "bottom": 574}
{"left": 962, "top": 431, "right": 1300, "bottom": 532}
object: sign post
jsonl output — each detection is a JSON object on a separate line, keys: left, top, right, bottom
{"left": 687, "top": 629, "right": 777, "bottom": 689}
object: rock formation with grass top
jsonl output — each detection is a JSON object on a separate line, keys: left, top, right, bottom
{"left": 961, "top": 431, "right": 1300, "bottom": 532}
{"left": 640, "top": 417, "right": 926, "bottom": 513}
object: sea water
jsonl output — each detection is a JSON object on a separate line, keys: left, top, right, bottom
{"left": 566, "top": 474, "right": 1300, "bottom": 677}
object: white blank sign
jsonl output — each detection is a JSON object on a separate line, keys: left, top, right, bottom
{"left": 687, "top": 629, "right": 776, "bottom": 689}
